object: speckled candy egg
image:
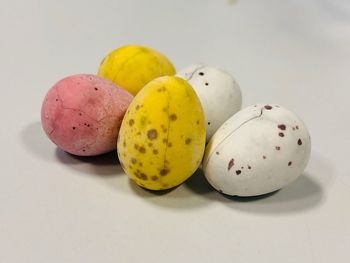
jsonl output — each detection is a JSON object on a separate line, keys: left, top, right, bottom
{"left": 177, "top": 64, "right": 242, "bottom": 141}
{"left": 203, "top": 104, "right": 311, "bottom": 196}
{"left": 41, "top": 74, "right": 133, "bottom": 156}
{"left": 98, "top": 45, "right": 176, "bottom": 95}
{"left": 117, "top": 76, "right": 206, "bottom": 190}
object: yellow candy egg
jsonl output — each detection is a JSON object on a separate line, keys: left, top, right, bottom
{"left": 98, "top": 45, "right": 176, "bottom": 95}
{"left": 117, "top": 76, "right": 206, "bottom": 190}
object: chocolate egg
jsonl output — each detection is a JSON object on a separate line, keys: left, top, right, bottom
{"left": 117, "top": 76, "right": 206, "bottom": 190}
{"left": 203, "top": 104, "right": 311, "bottom": 196}
{"left": 98, "top": 45, "right": 175, "bottom": 95}
{"left": 177, "top": 64, "right": 242, "bottom": 141}
{"left": 41, "top": 74, "right": 133, "bottom": 156}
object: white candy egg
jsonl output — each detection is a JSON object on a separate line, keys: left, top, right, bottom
{"left": 203, "top": 104, "right": 311, "bottom": 197}
{"left": 177, "top": 64, "right": 242, "bottom": 141}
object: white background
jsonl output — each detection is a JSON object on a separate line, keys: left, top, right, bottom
{"left": 1, "top": 0, "right": 350, "bottom": 262}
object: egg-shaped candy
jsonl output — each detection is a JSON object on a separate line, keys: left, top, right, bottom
{"left": 41, "top": 74, "right": 133, "bottom": 156}
{"left": 98, "top": 45, "right": 176, "bottom": 95}
{"left": 203, "top": 104, "right": 311, "bottom": 196}
{"left": 177, "top": 64, "right": 242, "bottom": 141}
{"left": 117, "top": 76, "right": 206, "bottom": 190}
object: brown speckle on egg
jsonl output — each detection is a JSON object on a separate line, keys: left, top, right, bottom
{"left": 160, "top": 169, "right": 169, "bottom": 176}
{"left": 278, "top": 124, "right": 286, "bottom": 130}
{"left": 147, "top": 129, "right": 158, "bottom": 140}
{"left": 170, "top": 114, "right": 177, "bottom": 121}
{"left": 135, "top": 171, "right": 148, "bottom": 180}
{"left": 227, "top": 159, "right": 234, "bottom": 171}
{"left": 139, "top": 147, "right": 146, "bottom": 153}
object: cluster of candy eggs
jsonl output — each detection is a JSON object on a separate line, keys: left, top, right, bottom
{"left": 41, "top": 45, "right": 311, "bottom": 196}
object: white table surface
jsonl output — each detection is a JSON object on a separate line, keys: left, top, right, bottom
{"left": 1, "top": 0, "right": 350, "bottom": 262}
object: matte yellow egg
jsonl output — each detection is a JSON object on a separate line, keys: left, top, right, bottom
{"left": 98, "top": 45, "right": 176, "bottom": 95}
{"left": 117, "top": 76, "right": 206, "bottom": 190}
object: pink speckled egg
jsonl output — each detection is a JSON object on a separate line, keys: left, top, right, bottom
{"left": 41, "top": 74, "right": 133, "bottom": 156}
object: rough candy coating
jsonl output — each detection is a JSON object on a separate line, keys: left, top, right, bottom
{"left": 203, "top": 104, "right": 311, "bottom": 197}
{"left": 41, "top": 74, "right": 133, "bottom": 156}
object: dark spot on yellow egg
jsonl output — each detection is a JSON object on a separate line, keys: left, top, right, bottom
{"left": 139, "top": 146, "right": 146, "bottom": 153}
{"left": 160, "top": 169, "right": 169, "bottom": 176}
{"left": 170, "top": 114, "right": 177, "bottom": 121}
{"left": 185, "top": 138, "right": 192, "bottom": 144}
{"left": 147, "top": 129, "right": 158, "bottom": 140}
{"left": 135, "top": 170, "right": 148, "bottom": 180}
{"left": 129, "top": 119, "right": 135, "bottom": 126}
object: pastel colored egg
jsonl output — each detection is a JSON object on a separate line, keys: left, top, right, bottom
{"left": 41, "top": 74, "right": 133, "bottom": 156}
{"left": 98, "top": 45, "right": 176, "bottom": 96}
{"left": 203, "top": 104, "right": 311, "bottom": 197}
{"left": 177, "top": 64, "right": 242, "bottom": 141}
{"left": 117, "top": 76, "right": 206, "bottom": 190}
